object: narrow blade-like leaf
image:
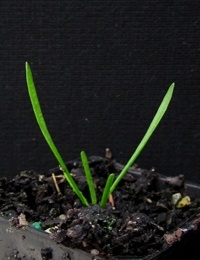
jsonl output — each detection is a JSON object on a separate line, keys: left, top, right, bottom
{"left": 25, "top": 62, "right": 89, "bottom": 206}
{"left": 110, "top": 83, "right": 175, "bottom": 195}
{"left": 100, "top": 173, "right": 115, "bottom": 208}
{"left": 81, "top": 151, "right": 97, "bottom": 204}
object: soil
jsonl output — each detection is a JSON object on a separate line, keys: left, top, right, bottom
{"left": 0, "top": 152, "right": 200, "bottom": 259}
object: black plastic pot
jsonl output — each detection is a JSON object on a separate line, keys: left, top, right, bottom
{"left": 0, "top": 216, "right": 103, "bottom": 260}
{"left": 0, "top": 158, "right": 200, "bottom": 260}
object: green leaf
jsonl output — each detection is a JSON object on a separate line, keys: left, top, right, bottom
{"left": 100, "top": 83, "right": 175, "bottom": 208}
{"left": 100, "top": 173, "right": 115, "bottom": 208}
{"left": 25, "top": 62, "right": 89, "bottom": 206}
{"left": 81, "top": 151, "right": 97, "bottom": 204}
{"left": 110, "top": 83, "right": 174, "bottom": 194}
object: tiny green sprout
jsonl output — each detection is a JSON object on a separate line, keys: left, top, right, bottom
{"left": 80, "top": 151, "right": 97, "bottom": 204}
{"left": 25, "top": 61, "right": 174, "bottom": 208}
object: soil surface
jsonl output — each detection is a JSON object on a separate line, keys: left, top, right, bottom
{"left": 0, "top": 153, "right": 200, "bottom": 259}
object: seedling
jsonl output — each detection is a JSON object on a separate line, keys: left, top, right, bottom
{"left": 25, "top": 62, "right": 174, "bottom": 208}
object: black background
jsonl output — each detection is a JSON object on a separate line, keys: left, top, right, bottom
{"left": 0, "top": 1, "right": 200, "bottom": 182}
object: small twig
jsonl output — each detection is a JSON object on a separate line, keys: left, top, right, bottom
{"left": 105, "top": 148, "right": 112, "bottom": 159}
{"left": 55, "top": 174, "right": 65, "bottom": 179}
{"left": 52, "top": 173, "right": 62, "bottom": 196}
{"left": 109, "top": 194, "right": 115, "bottom": 207}
{"left": 55, "top": 174, "right": 66, "bottom": 183}
{"left": 82, "top": 240, "right": 87, "bottom": 247}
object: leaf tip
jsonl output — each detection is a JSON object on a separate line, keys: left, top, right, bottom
{"left": 170, "top": 82, "right": 175, "bottom": 89}
{"left": 25, "top": 61, "right": 29, "bottom": 68}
